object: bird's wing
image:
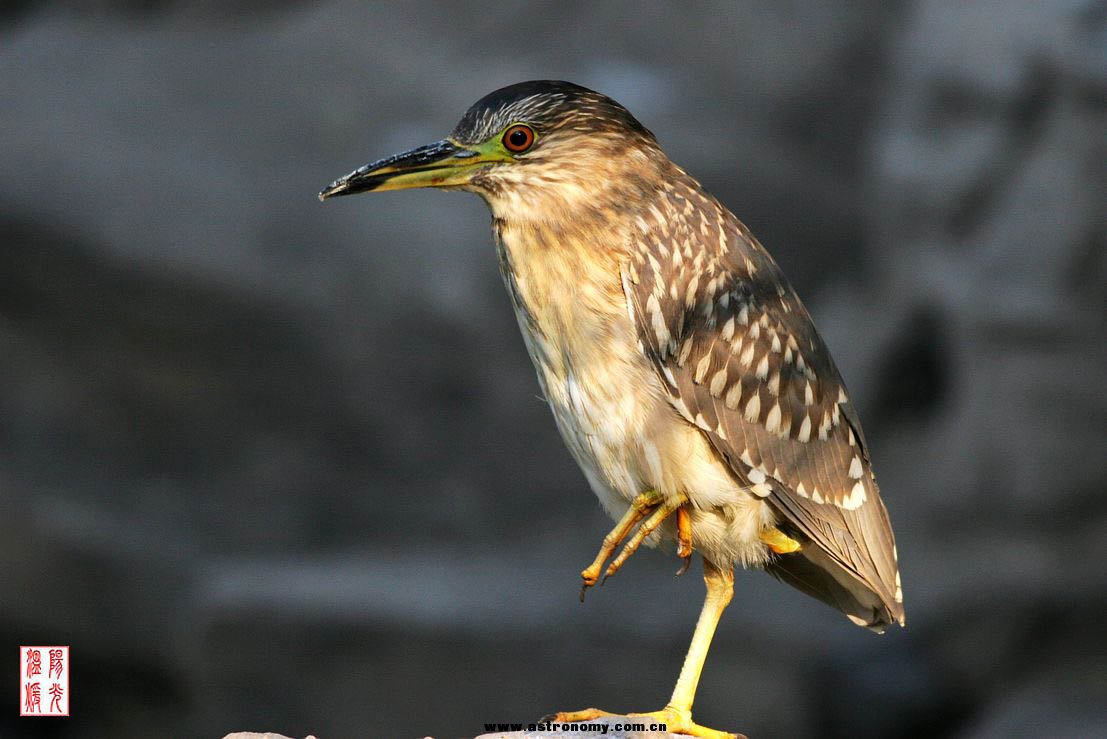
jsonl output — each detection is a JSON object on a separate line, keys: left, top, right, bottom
{"left": 621, "top": 192, "right": 903, "bottom": 627}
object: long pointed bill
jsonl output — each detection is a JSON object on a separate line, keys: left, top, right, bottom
{"left": 318, "top": 139, "right": 507, "bottom": 201}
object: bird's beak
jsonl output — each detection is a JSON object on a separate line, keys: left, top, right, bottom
{"left": 318, "top": 138, "right": 508, "bottom": 201}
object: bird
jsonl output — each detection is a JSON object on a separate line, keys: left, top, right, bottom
{"left": 320, "top": 80, "right": 904, "bottom": 739}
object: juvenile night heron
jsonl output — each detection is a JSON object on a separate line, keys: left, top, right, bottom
{"left": 320, "top": 80, "right": 904, "bottom": 739}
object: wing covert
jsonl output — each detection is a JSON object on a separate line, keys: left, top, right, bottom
{"left": 621, "top": 180, "right": 903, "bottom": 625}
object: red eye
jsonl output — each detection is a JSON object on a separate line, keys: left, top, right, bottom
{"left": 502, "top": 124, "right": 535, "bottom": 153}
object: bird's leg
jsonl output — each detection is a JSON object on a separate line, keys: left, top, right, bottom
{"left": 758, "top": 526, "right": 802, "bottom": 554}
{"left": 548, "top": 558, "right": 744, "bottom": 739}
{"left": 658, "top": 558, "right": 734, "bottom": 726}
{"left": 601, "top": 493, "right": 688, "bottom": 585}
{"left": 579, "top": 490, "right": 662, "bottom": 600}
{"left": 676, "top": 505, "right": 694, "bottom": 575}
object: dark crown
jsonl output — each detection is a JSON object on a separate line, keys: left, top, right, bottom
{"left": 451, "top": 80, "right": 654, "bottom": 144}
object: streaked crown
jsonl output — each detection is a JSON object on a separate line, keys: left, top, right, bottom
{"left": 451, "top": 80, "right": 655, "bottom": 144}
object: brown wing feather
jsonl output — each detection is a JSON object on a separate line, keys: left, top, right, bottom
{"left": 623, "top": 176, "right": 903, "bottom": 627}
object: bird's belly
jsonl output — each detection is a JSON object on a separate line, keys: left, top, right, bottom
{"left": 493, "top": 224, "right": 772, "bottom": 567}
{"left": 508, "top": 303, "right": 641, "bottom": 496}
{"left": 516, "top": 310, "right": 774, "bottom": 568}
{"left": 540, "top": 345, "right": 652, "bottom": 514}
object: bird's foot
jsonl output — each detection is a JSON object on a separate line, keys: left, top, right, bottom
{"left": 579, "top": 491, "right": 660, "bottom": 600}
{"left": 546, "top": 706, "right": 744, "bottom": 739}
{"left": 579, "top": 491, "right": 690, "bottom": 601}
{"left": 758, "top": 526, "right": 802, "bottom": 554}
{"left": 600, "top": 496, "right": 688, "bottom": 585}
{"left": 675, "top": 505, "right": 693, "bottom": 575}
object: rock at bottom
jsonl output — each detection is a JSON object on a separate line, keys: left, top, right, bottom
{"left": 223, "top": 732, "right": 318, "bottom": 739}
{"left": 473, "top": 715, "right": 732, "bottom": 738}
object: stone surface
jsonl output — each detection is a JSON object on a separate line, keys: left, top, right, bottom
{"left": 471, "top": 716, "right": 710, "bottom": 739}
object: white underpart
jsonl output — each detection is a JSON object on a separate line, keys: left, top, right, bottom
{"left": 485, "top": 194, "right": 774, "bottom": 568}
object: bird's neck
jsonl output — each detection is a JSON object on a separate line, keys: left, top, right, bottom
{"left": 476, "top": 142, "right": 672, "bottom": 231}
{"left": 491, "top": 207, "right": 628, "bottom": 322}
{"left": 481, "top": 154, "right": 706, "bottom": 355}
{"left": 483, "top": 157, "right": 694, "bottom": 324}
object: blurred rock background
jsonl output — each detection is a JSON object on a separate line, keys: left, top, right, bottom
{"left": 1, "top": 1, "right": 1103, "bottom": 737}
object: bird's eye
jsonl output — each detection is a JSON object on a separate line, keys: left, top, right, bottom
{"left": 502, "top": 124, "right": 535, "bottom": 153}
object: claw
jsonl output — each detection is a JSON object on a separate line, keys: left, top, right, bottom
{"left": 578, "top": 492, "right": 693, "bottom": 594}
{"left": 545, "top": 708, "right": 617, "bottom": 724}
{"left": 603, "top": 497, "right": 684, "bottom": 583}
{"left": 676, "top": 505, "right": 693, "bottom": 575}
{"left": 578, "top": 491, "right": 662, "bottom": 598}
{"left": 759, "top": 526, "right": 802, "bottom": 554}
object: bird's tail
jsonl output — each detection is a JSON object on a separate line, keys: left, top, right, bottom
{"left": 765, "top": 544, "right": 905, "bottom": 632}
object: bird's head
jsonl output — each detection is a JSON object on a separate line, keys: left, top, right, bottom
{"left": 319, "top": 80, "right": 664, "bottom": 222}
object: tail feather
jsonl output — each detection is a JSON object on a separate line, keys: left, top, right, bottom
{"left": 765, "top": 544, "right": 904, "bottom": 632}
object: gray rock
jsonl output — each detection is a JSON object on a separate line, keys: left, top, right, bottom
{"left": 224, "top": 733, "right": 317, "bottom": 739}
{"left": 471, "top": 716, "right": 735, "bottom": 739}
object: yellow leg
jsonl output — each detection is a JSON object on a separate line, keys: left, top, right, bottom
{"left": 759, "top": 526, "right": 802, "bottom": 554}
{"left": 549, "top": 558, "right": 743, "bottom": 739}
{"left": 580, "top": 491, "right": 662, "bottom": 601}
{"left": 602, "top": 494, "right": 687, "bottom": 584}
{"left": 664, "top": 558, "right": 733, "bottom": 716}
{"left": 676, "top": 506, "right": 694, "bottom": 575}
